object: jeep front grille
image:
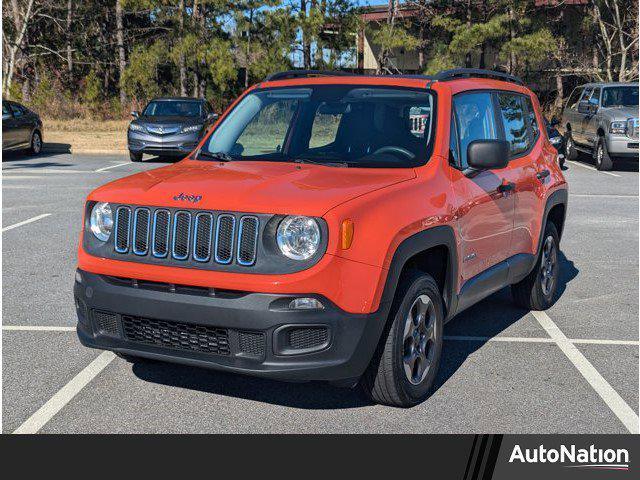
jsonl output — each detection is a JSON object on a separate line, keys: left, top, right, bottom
{"left": 114, "top": 205, "right": 260, "bottom": 267}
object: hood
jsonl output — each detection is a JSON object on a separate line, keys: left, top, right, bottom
{"left": 136, "top": 115, "right": 202, "bottom": 126}
{"left": 89, "top": 160, "right": 416, "bottom": 217}
{"left": 600, "top": 105, "right": 639, "bottom": 120}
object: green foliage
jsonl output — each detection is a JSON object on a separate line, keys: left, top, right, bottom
{"left": 371, "top": 22, "right": 420, "bottom": 53}
{"left": 121, "top": 41, "right": 166, "bottom": 100}
{"left": 83, "top": 69, "right": 102, "bottom": 106}
{"left": 500, "top": 28, "right": 556, "bottom": 69}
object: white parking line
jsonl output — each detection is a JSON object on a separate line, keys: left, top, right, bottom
{"left": 3, "top": 325, "right": 75, "bottom": 332}
{"left": 2, "top": 213, "right": 51, "bottom": 232}
{"left": 2, "top": 169, "right": 95, "bottom": 174}
{"left": 12, "top": 351, "right": 116, "bottom": 434}
{"left": 444, "top": 335, "right": 639, "bottom": 346}
{"left": 94, "top": 162, "right": 131, "bottom": 172}
{"left": 567, "top": 160, "right": 621, "bottom": 177}
{"left": 531, "top": 310, "right": 639, "bottom": 434}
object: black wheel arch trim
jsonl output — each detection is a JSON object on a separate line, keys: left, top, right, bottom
{"left": 378, "top": 225, "right": 458, "bottom": 322}
{"left": 538, "top": 188, "right": 568, "bottom": 256}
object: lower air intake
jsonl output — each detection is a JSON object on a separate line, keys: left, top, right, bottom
{"left": 93, "top": 310, "right": 119, "bottom": 336}
{"left": 122, "top": 315, "right": 230, "bottom": 355}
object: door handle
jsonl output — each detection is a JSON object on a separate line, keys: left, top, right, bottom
{"left": 536, "top": 169, "right": 550, "bottom": 180}
{"left": 497, "top": 182, "right": 515, "bottom": 193}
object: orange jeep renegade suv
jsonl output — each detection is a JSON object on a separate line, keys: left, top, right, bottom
{"left": 75, "top": 69, "right": 568, "bottom": 407}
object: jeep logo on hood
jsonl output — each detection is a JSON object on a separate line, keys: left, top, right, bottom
{"left": 173, "top": 193, "right": 202, "bottom": 203}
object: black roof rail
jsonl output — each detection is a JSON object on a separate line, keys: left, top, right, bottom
{"left": 434, "top": 68, "right": 523, "bottom": 85}
{"left": 264, "top": 70, "right": 352, "bottom": 82}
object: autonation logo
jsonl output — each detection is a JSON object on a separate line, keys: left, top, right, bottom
{"left": 509, "top": 444, "right": 630, "bottom": 471}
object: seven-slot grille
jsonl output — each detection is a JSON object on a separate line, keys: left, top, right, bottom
{"left": 114, "top": 205, "right": 259, "bottom": 266}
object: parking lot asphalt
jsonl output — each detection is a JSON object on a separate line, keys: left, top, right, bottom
{"left": 2, "top": 151, "right": 638, "bottom": 433}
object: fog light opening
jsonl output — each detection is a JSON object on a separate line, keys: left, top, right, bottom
{"left": 289, "top": 298, "right": 324, "bottom": 310}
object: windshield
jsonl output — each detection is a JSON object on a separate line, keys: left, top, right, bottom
{"left": 601, "top": 87, "right": 639, "bottom": 108}
{"left": 200, "top": 85, "right": 434, "bottom": 168}
{"left": 143, "top": 100, "right": 201, "bottom": 117}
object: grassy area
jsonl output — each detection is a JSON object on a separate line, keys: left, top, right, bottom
{"left": 42, "top": 119, "right": 129, "bottom": 152}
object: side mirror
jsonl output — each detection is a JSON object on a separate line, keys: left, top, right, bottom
{"left": 131, "top": 111, "right": 139, "bottom": 119}
{"left": 467, "top": 140, "right": 510, "bottom": 170}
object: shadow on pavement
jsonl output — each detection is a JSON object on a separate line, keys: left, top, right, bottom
{"left": 129, "top": 250, "right": 579, "bottom": 409}
{"left": 572, "top": 152, "right": 638, "bottom": 173}
{"left": 2, "top": 142, "right": 71, "bottom": 162}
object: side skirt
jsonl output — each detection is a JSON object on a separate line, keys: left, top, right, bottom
{"left": 450, "top": 253, "right": 535, "bottom": 319}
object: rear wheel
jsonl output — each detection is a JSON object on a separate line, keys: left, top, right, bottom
{"left": 564, "top": 132, "right": 577, "bottom": 160}
{"left": 595, "top": 137, "right": 613, "bottom": 171}
{"left": 360, "top": 271, "right": 443, "bottom": 407}
{"left": 28, "top": 130, "right": 42, "bottom": 155}
{"left": 129, "top": 150, "right": 143, "bottom": 162}
{"left": 511, "top": 222, "right": 560, "bottom": 310}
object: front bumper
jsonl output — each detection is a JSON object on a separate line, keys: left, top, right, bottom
{"left": 128, "top": 131, "right": 200, "bottom": 156}
{"left": 74, "top": 269, "right": 388, "bottom": 382}
{"left": 606, "top": 135, "right": 639, "bottom": 157}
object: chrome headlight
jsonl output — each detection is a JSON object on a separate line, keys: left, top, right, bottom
{"left": 129, "top": 123, "right": 145, "bottom": 133}
{"left": 89, "top": 202, "right": 113, "bottom": 242}
{"left": 276, "top": 216, "right": 321, "bottom": 261}
{"left": 609, "top": 121, "right": 627, "bottom": 135}
{"left": 181, "top": 124, "right": 202, "bottom": 134}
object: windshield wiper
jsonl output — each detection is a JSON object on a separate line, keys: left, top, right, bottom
{"left": 197, "top": 151, "right": 233, "bottom": 162}
{"left": 294, "top": 158, "right": 349, "bottom": 168}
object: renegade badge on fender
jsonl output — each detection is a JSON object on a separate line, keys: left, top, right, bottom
{"left": 75, "top": 69, "right": 568, "bottom": 407}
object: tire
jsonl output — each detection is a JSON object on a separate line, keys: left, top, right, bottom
{"left": 595, "top": 137, "right": 613, "bottom": 171}
{"left": 511, "top": 222, "right": 560, "bottom": 311}
{"left": 360, "top": 271, "right": 444, "bottom": 407}
{"left": 564, "top": 132, "right": 577, "bottom": 160}
{"left": 28, "top": 130, "right": 42, "bottom": 155}
{"left": 558, "top": 154, "right": 566, "bottom": 169}
{"left": 129, "top": 150, "right": 143, "bottom": 162}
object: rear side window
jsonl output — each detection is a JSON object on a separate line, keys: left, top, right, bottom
{"left": 452, "top": 92, "right": 498, "bottom": 168}
{"left": 589, "top": 87, "right": 601, "bottom": 105}
{"left": 496, "top": 93, "right": 530, "bottom": 157}
{"left": 523, "top": 96, "right": 539, "bottom": 139}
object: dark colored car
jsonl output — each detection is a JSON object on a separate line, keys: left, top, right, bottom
{"left": 2, "top": 99, "right": 43, "bottom": 155}
{"left": 127, "top": 97, "right": 218, "bottom": 162}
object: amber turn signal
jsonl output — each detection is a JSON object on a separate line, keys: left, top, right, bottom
{"left": 340, "top": 219, "right": 354, "bottom": 249}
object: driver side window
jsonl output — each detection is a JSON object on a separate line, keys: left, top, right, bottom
{"left": 452, "top": 92, "right": 498, "bottom": 169}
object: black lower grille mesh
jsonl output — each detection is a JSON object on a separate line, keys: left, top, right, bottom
{"left": 122, "top": 315, "right": 230, "bottom": 355}
{"left": 238, "top": 331, "right": 265, "bottom": 356}
{"left": 93, "top": 310, "right": 119, "bottom": 336}
{"left": 289, "top": 327, "right": 329, "bottom": 350}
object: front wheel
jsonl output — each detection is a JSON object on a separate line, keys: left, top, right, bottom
{"left": 595, "top": 138, "right": 613, "bottom": 171}
{"left": 29, "top": 130, "right": 42, "bottom": 155}
{"left": 360, "top": 271, "right": 444, "bottom": 407}
{"left": 511, "top": 222, "right": 560, "bottom": 310}
{"left": 129, "top": 150, "right": 143, "bottom": 162}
